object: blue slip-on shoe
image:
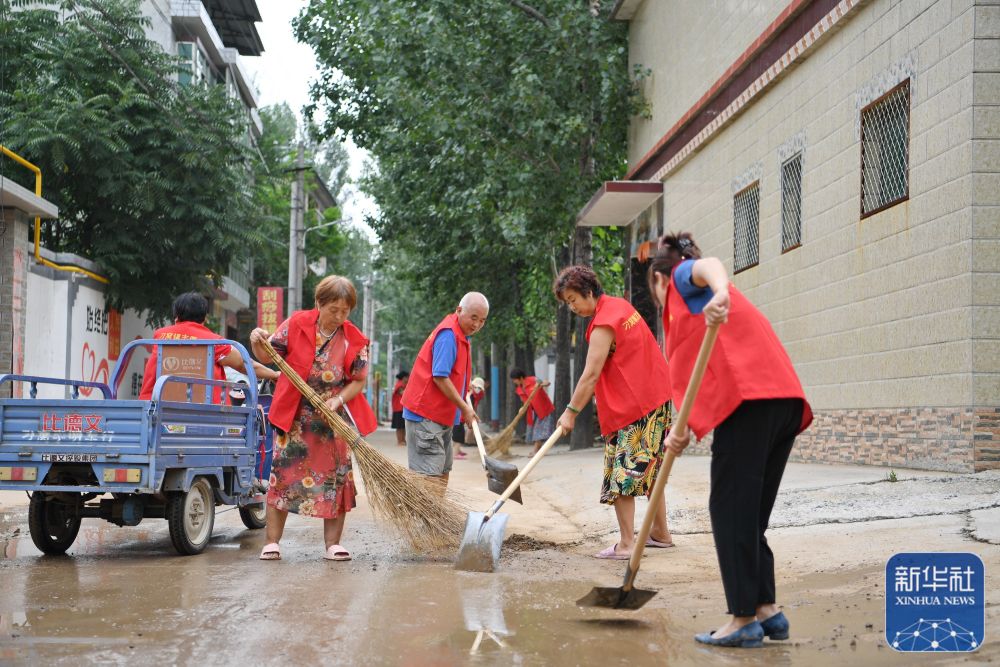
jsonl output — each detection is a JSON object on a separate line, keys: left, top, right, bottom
{"left": 760, "top": 611, "right": 790, "bottom": 640}
{"left": 694, "top": 620, "right": 764, "bottom": 648}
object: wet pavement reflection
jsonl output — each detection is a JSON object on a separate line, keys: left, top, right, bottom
{"left": 0, "top": 504, "right": 979, "bottom": 666}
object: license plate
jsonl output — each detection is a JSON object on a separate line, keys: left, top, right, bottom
{"left": 40, "top": 453, "right": 98, "bottom": 463}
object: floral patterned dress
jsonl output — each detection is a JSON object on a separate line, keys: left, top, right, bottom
{"left": 265, "top": 323, "right": 368, "bottom": 519}
{"left": 600, "top": 402, "right": 672, "bottom": 505}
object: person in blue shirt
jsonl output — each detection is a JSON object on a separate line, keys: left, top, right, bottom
{"left": 401, "top": 292, "right": 489, "bottom": 488}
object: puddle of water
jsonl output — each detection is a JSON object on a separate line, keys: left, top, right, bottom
{"left": 0, "top": 510, "right": 996, "bottom": 666}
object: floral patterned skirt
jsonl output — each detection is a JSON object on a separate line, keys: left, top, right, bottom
{"left": 600, "top": 402, "right": 671, "bottom": 505}
{"left": 266, "top": 404, "right": 357, "bottom": 519}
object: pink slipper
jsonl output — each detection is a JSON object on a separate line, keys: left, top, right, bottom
{"left": 259, "top": 542, "right": 281, "bottom": 560}
{"left": 594, "top": 544, "right": 630, "bottom": 560}
{"left": 646, "top": 537, "right": 675, "bottom": 548}
{"left": 455, "top": 450, "right": 468, "bottom": 459}
{"left": 324, "top": 544, "right": 351, "bottom": 561}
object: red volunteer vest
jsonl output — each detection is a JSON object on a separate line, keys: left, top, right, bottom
{"left": 391, "top": 380, "right": 405, "bottom": 413}
{"left": 586, "top": 295, "right": 672, "bottom": 436}
{"left": 664, "top": 272, "right": 813, "bottom": 439}
{"left": 268, "top": 310, "right": 377, "bottom": 436}
{"left": 402, "top": 313, "right": 471, "bottom": 426}
{"left": 138, "top": 321, "right": 230, "bottom": 402}
{"left": 516, "top": 376, "right": 555, "bottom": 425}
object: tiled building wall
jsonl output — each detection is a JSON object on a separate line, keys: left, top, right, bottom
{"left": 972, "top": 1, "right": 1000, "bottom": 469}
{"left": 627, "top": 0, "right": 789, "bottom": 167}
{"left": 629, "top": 0, "right": 998, "bottom": 470}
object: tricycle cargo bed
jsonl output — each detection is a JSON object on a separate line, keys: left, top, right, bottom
{"left": 0, "top": 398, "right": 256, "bottom": 494}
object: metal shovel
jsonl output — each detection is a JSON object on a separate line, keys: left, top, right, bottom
{"left": 455, "top": 426, "right": 565, "bottom": 572}
{"left": 470, "top": 419, "right": 521, "bottom": 504}
{"left": 577, "top": 324, "right": 720, "bottom": 610}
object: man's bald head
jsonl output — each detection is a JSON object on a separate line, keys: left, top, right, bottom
{"left": 456, "top": 292, "right": 489, "bottom": 336}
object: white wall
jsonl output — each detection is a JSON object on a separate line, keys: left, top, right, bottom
{"left": 23, "top": 270, "right": 154, "bottom": 399}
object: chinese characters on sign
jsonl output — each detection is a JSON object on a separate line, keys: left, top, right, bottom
{"left": 108, "top": 308, "right": 122, "bottom": 360}
{"left": 86, "top": 305, "right": 110, "bottom": 335}
{"left": 886, "top": 552, "right": 985, "bottom": 652}
{"left": 257, "top": 287, "right": 284, "bottom": 333}
{"left": 22, "top": 412, "right": 115, "bottom": 442}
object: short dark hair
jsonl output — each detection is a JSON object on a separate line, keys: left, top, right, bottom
{"left": 395, "top": 370, "right": 409, "bottom": 380}
{"left": 553, "top": 265, "right": 604, "bottom": 302}
{"left": 172, "top": 292, "right": 209, "bottom": 323}
{"left": 647, "top": 232, "right": 702, "bottom": 305}
{"left": 509, "top": 368, "right": 525, "bottom": 380}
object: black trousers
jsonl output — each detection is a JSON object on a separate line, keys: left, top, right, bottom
{"left": 709, "top": 398, "right": 803, "bottom": 617}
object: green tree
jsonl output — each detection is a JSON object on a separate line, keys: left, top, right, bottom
{"left": 297, "top": 0, "right": 642, "bottom": 444}
{"left": 0, "top": 0, "right": 262, "bottom": 320}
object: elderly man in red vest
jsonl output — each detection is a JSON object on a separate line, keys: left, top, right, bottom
{"left": 401, "top": 292, "right": 489, "bottom": 488}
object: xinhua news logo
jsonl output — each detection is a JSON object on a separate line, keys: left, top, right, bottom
{"left": 886, "top": 552, "right": 985, "bottom": 652}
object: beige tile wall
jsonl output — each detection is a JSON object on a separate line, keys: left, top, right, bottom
{"left": 630, "top": 0, "right": 994, "bottom": 411}
{"left": 973, "top": 1, "right": 1000, "bottom": 408}
{"left": 627, "top": 0, "right": 789, "bottom": 167}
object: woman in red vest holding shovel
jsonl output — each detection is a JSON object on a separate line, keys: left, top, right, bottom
{"left": 249, "top": 276, "right": 377, "bottom": 563}
{"left": 649, "top": 233, "right": 812, "bottom": 648}
{"left": 553, "top": 266, "right": 674, "bottom": 560}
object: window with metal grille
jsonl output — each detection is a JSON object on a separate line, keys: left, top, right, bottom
{"left": 781, "top": 153, "right": 803, "bottom": 252}
{"left": 861, "top": 80, "right": 910, "bottom": 217}
{"left": 733, "top": 182, "right": 760, "bottom": 273}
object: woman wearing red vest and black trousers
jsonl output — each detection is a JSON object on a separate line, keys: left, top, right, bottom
{"left": 249, "top": 276, "right": 377, "bottom": 562}
{"left": 650, "top": 233, "right": 813, "bottom": 648}
{"left": 553, "top": 266, "right": 675, "bottom": 560}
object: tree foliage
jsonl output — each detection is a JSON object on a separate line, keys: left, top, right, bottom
{"left": 296, "top": 0, "right": 641, "bottom": 352}
{"left": 0, "top": 0, "right": 259, "bottom": 320}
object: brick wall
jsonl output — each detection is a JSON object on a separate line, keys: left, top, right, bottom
{"left": 0, "top": 211, "right": 28, "bottom": 398}
{"left": 626, "top": 0, "right": 998, "bottom": 471}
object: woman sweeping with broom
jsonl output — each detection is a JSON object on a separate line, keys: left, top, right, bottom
{"left": 249, "top": 275, "right": 377, "bottom": 562}
{"left": 553, "top": 266, "right": 674, "bottom": 560}
{"left": 649, "top": 233, "right": 812, "bottom": 648}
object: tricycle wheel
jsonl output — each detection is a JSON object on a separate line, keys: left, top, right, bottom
{"left": 166, "top": 478, "right": 215, "bottom": 555}
{"left": 28, "top": 493, "right": 81, "bottom": 555}
{"left": 239, "top": 503, "right": 267, "bottom": 530}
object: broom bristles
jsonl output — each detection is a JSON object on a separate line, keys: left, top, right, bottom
{"left": 260, "top": 338, "right": 468, "bottom": 551}
{"left": 485, "top": 382, "right": 543, "bottom": 456}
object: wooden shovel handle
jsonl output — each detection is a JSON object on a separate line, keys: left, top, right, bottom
{"left": 623, "top": 324, "right": 720, "bottom": 591}
{"left": 470, "top": 417, "right": 489, "bottom": 469}
{"left": 485, "top": 426, "right": 564, "bottom": 518}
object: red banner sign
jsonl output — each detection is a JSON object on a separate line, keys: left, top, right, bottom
{"left": 257, "top": 287, "right": 284, "bottom": 333}
{"left": 108, "top": 308, "right": 122, "bottom": 360}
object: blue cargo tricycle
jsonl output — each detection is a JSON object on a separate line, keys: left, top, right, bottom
{"left": 0, "top": 339, "right": 274, "bottom": 555}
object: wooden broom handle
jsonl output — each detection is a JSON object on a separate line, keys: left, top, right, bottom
{"left": 469, "top": 397, "right": 490, "bottom": 469}
{"left": 624, "top": 324, "right": 721, "bottom": 589}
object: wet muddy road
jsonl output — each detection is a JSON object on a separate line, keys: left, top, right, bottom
{"left": 1, "top": 432, "right": 997, "bottom": 665}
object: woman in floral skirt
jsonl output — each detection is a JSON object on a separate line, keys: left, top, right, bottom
{"left": 553, "top": 265, "right": 675, "bottom": 560}
{"left": 250, "top": 276, "right": 377, "bottom": 561}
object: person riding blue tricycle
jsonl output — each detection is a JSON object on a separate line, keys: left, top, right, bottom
{"left": 0, "top": 292, "right": 280, "bottom": 556}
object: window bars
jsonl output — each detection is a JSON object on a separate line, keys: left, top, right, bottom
{"left": 733, "top": 182, "right": 760, "bottom": 273}
{"left": 781, "top": 153, "right": 803, "bottom": 252}
{"left": 861, "top": 80, "right": 910, "bottom": 217}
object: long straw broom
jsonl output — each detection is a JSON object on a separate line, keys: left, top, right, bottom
{"left": 259, "top": 338, "right": 468, "bottom": 551}
{"left": 485, "top": 382, "right": 543, "bottom": 456}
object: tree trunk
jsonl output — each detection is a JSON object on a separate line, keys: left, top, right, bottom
{"left": 570, "top": 226, "right": 595, "bottom": 450}
{"left": 554, "top": 243, "right": 572, "bottom": 444}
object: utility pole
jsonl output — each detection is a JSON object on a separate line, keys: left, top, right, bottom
{"left": 361, "top": 276, "right": 373, "bottom": 401}
{"left": 286, "top": 143, "right": 306, "bottom": 316}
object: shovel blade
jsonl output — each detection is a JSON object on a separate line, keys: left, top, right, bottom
{"left": 484, "top": 457, "right": 521, "bottom": 504}
{"left": 576, "top": 586, "right": 658, "bottom": 610}
{"left": 455, "top": 511, "right": 510, "bottom": 573}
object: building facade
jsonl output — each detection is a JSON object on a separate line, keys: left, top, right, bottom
{"left": 579, "top": 0, "right": 1000, "bottom": 472}
{"left": 142, "top": 0, "right": 263, "bottom": 336}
